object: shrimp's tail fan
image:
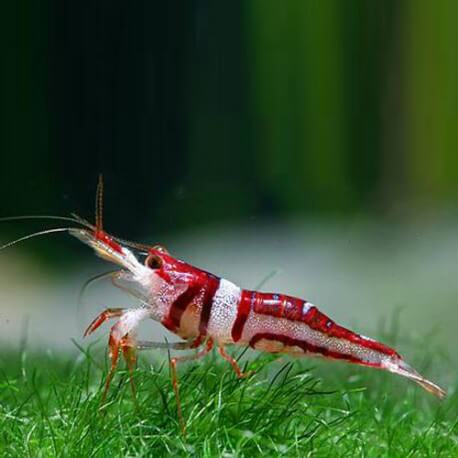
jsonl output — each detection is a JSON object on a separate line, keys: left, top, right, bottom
{"left": 384, "top": 359, "right": 446, "bottom": 399}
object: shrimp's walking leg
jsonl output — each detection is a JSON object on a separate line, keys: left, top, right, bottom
{"left": 218, "top": 345, "right": 254, "bottom": 379}
{"left": 116, "top": 334, "right": 204, "bottom": 409}
{"left": 102, "top": 322, "right": 137, "bottom": 405}
{"left": 170, "top": 338, "right": 214, "bottom": 435}
{"left": 84, "top": 308, "right": 124, "bottom": 337}
{"left": 120, "top": 334, "right": 138, "bottom": 408}
{"left": 89, "top": 309, "right": 154, "bottom": 406}
{"left": 136, "top": 339, "right": 200, "bottom": 351}
{"left": 101, "top": 332, "right": 123, "bottom": 404}
{"left": 102, "top": 337, "right": 201, "bottom": 407}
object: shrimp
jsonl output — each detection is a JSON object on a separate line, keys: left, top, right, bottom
{"left": 1, "top": 177, "right": 446, "bottom": 433}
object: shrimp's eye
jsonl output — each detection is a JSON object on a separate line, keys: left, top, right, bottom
{"left": 145, "top": 254, "right": 162, "bottom": 269}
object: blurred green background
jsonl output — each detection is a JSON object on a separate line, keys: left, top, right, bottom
{"left": 2, "top": 1, "right": 458, "bottom": 236}
{"left": 0, "top": 1, "right": 457, "bottom": 364}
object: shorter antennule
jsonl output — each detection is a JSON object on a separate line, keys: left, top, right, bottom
{"left": 0, "top": 215, "right": 92, "bottom": 229}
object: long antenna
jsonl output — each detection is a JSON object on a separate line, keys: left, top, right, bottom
{"left": 95, "top": 174, "right": 104, "bottom": 233}
{"left": 0, "top": 227, "right": 72, "bottom": 251}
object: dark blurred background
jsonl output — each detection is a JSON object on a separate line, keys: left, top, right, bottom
{"left": 3, "top": 1, "right": 458, "bottom": 239}
{"left": 1, "top": 2, "right": 457, "bottom": 354}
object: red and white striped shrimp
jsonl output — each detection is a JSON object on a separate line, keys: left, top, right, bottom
{"left": 2, "top": 178, "right": 446, "bottom": 433}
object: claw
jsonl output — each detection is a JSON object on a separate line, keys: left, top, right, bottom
{"left": 84, "top": 308, "right": 124, "bottom": 337}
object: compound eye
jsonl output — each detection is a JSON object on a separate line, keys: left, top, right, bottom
{"left": 145, "top": 254, "right": 162, "bottom": 269}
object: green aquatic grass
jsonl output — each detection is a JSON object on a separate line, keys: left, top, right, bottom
{"left": 0, "top": 340, "right": 456, "bottom": 457}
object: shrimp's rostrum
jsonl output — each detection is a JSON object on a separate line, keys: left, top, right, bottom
{"left": 2, "top": 178, "right": 446, "bottom": 434}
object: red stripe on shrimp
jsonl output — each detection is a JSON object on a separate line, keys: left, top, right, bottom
{"left": 231, "top": 290, "right": 255, "bottom": 342}
{"left": 198, "top": 276, "right": 221, "bottom": 336}
{"left": 253, "top": 292, "right": 399, "bottom": 358}
{"left": 302, "top": 306, "right": 399, "bottom": 357}
{"left": 162, "top": 285, "right": 201, "bottom": 332}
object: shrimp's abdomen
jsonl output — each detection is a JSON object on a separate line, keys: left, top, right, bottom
{"left": 232, "top": 291, "right": 396, "bottom": 366}
{"left": 229, "top": 290, "right": 445, "bottom": 398}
